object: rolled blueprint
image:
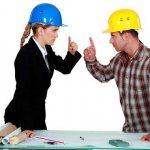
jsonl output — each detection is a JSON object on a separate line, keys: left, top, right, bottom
{"left": 9, "top": 132, "right": 28, "bottom": 145}
{"left": 0, "top": 123, "right": 12, "bottom": 131}
{"left": 2, "top": 127, "right": 21, "bottom": 145}
{"left": 0, "top": 136, "right": 2, "bottom": 144}
{"left": 0, "top": 122, "right": 16, "bottom": 143}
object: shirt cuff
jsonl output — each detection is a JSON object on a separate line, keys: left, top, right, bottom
{"left": 85, "top": 58, "right": 97, "bottom": 65}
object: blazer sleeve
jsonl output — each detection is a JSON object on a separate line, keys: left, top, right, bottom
{"left": 47, "top": 46, "right": 81, "bottom": 74}
{"left": 15, "top": 48, "right": 34, "bottom": 130}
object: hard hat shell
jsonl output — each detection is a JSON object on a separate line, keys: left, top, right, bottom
{"left": 28, "top": 3, "right": 66, "bottom": 26}
{"left": 103, "top": 9, "right": 142, "bottom": 33}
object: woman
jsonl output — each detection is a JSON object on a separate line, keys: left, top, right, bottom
{"left": 4, "top": 3, "right": 81, "bottom": 137}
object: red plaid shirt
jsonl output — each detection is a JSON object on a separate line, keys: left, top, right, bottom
{"left": 86, "top": 42, "right": 150, "bottom": 132}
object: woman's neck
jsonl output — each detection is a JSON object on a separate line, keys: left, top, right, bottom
{"left": 33, "top": 36, "right": 45, "bottom": 48}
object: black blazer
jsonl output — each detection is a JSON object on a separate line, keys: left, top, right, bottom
{"left": 4, "top": 37, "right": 81, "bottom": 130}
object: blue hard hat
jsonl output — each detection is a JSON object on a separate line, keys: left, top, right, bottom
{"left": 28, "top": 3, "right": 66, "bottom": 26}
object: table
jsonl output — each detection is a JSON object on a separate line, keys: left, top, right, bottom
{"left": 0, "top": 130, "right": 149, "bottom": 149}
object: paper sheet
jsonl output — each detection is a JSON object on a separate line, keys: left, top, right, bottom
{"left": 9, "top": 132, "right": 28, "bottom": 145}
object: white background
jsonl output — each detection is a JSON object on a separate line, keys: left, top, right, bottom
{"left": 0, "top": 0, "right": 150, "bottom": 131}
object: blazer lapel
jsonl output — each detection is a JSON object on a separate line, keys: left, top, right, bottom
{"left": 28, "top": 37, "right": 50, "bottom": 74}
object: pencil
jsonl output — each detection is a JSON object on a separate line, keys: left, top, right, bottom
{"left": 35, "top": 136, "right": 65, "bottom": 145}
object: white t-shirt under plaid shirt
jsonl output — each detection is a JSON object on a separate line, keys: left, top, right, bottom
{"left": 85, "top": 41, "right": 150, "bottom": 132}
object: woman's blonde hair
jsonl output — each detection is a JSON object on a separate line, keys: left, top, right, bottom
{"left": 20, "top": 24, "right": 32, "bottom": 48}
{"left": 20, "top": 23, "right": 50, "bottom": 48}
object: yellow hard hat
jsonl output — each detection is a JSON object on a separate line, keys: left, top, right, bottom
{"left": 103, "top": 9, "right": 142, "bottom": 33}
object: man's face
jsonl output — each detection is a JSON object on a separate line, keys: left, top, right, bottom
{"left": 109, "top": 32, "right": 126, "bottom": 52}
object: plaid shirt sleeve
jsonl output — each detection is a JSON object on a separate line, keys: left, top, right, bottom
{"left": 85, "top": 59, "right": 114, "bottom": 83}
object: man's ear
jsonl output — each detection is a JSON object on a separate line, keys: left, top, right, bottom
{"left": 122, "top": 32, "right": 130, "bottom": 41}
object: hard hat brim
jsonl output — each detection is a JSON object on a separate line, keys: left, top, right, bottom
{"left": 61, "top": 24, "right": 68, "bottom": 27}
{"left": 102, "top": 29, "right": 110, "bottom": 33}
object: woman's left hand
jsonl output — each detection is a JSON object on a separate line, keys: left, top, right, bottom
{"left": 141, "top": 134, "right": 150, "bottom": 142}
{"left": 23, "top": 130, "right": 34, "bottom": 138}
{"left": 68, "top": 36, "right": 78, "bottom": 55}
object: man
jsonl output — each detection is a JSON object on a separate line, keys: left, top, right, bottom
{"left": 84, "top": 9, "right": 150, "bottom": 138}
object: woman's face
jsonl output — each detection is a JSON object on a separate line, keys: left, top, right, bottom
{"left": 42, "top": 25, "right": 59, "bottom": 46}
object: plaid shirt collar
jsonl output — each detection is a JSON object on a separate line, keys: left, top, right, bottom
{"left": 119, "top": 41, "right": 145, "bottom": 64}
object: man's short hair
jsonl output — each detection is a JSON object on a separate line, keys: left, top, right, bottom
{"left": 120, "top": 29, "right": 138, "bottom": 38}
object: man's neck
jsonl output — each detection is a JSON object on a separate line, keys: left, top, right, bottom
{"left": 126, "top": 39, "right": 140, "bottom": 59}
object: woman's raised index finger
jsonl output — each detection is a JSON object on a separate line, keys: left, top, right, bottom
{"left": 68, "top": 36, "right": 71, "bottom": 45}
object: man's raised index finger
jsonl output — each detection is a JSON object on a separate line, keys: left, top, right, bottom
{"left": 89, "top": 37, "right": 95, "bottom": 48}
